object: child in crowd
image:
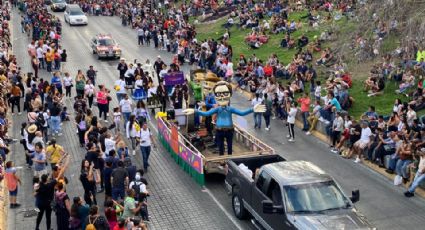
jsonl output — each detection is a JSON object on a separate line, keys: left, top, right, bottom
{"left": 113, "top": 107, "right": 122, "bottom": 133}
{"left": 61, "top": 106, "right": 70, "bottom": 121}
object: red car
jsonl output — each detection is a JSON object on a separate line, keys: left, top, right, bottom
{"left": 90, "top": 34, "right": 121, "bottom": 59}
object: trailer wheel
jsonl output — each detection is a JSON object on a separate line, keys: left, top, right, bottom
{"left": 232, "top": 193, "right": 248, "bottom": 219}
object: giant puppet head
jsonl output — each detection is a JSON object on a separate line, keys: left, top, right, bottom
{"left": 200, "top": 71, "right": 220, "bottom": 97}
{"left": 213, "top": 81, "right": 232, "bottom": 107}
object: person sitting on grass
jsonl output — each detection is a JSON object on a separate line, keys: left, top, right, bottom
{"left": 364, "top": 106, "right": 378, "bottom": 120}
{"left": 248, "top": 38, "right": 262, "bottom": 50}
{"left": 396, "top": 70, "right": 415, "bottom": 94}
{"left": 316, "top": 48, "right": 334, "bottom": 66}
{"left": 297, "top": 34, "right": 309, "bottom": 49}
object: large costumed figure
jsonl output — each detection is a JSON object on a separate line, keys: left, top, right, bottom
{"left": 184, "top": 81, "right": 266, "bottom": 156}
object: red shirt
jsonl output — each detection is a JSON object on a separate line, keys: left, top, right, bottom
{"left": 297, "top": 97, "right": 311, "bottom": 112}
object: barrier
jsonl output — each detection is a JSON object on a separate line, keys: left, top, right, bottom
{"left": 157, "top": 117, "right": 205, "bottom": 186}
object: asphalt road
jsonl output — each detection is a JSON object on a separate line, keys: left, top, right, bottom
{"left": 65, "top": 14, "right": 425, "bottom": 229}
{"left": 8, "top": 9, "right": 425, "bottom": 230}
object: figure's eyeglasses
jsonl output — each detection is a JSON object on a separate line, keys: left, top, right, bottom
{"left": 215, "top": 92, "right": 230, "bottom": 97}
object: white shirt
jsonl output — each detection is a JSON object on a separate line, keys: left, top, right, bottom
{"left": 147, "top": 87, "right": 157, "bottom": 98}
{"left": 49, "top": 31, "right": 55, "bottom": 40}
{"left": 36, "top": 47, "right": 44, "bottom": 58}
{"left": 251, "top": 97, "right": 263, "bottom": 107}
{"left": 124, "top": 67, "right": 136, "bottom": 78}
{"left": 128, "top": 181, "right": 147, "bottom": 193}
{"left": 104, "top": 138, "right": 116, "bottom": 156}
{"left": 63, "top": 76, "right": 72, "bottom": 87}
{"left": 84, "top": 84, "right": 95, "bottom": 96}
{"left": 126, "top": 122, "right": 139, "bottom": 138}
{"left": 360, "top": 127, "right": 372, "bottom": 142}
{"left": 115, "top": 79, "right": 127, "bottom": 94}
{"left": 139, "top": 128, "right": 152, "bottom": 147}
{"left": 120, "top": 99, "right": 133, "bottom": 113}
{"left": 287, "top": 107, "right": 297, "bottom": 124}
{"left": 315, "top": 85, "right": 321, "bottom": 98}
{"left": 42, "top": 44, "right": 49, "bottom": 53}
{"left": 135, "top": 79, "right": 144, "bottom": 89}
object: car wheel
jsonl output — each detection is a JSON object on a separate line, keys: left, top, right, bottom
{"left": 232, "top": 193, "right": 248, "bottom": 219}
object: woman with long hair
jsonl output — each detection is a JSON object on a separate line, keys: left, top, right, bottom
{"left": 133, "top": 100, "right": 150, "bottom": 124}
{"left": 85, "top": 79, "right": 96, "bottom": 109}
{"left": 126, "top": 115, "right": 140, "bottom": 156}
{"left": 75, "top": 112, "right": 87, "bottom": 147}
{"left": 96, "top": 85, "right": 110, "bottom": 122}
{"left": 54, "top": 182, "right": 71, "bottom": 230}
{"left": 75, "top": 70, "right": 87, "bottom": 97}
{"left": 80, "top": 159, "right": 97, "bottom": 206}
{"left": 70, "top": 196, "right": 89, "bottom": 230}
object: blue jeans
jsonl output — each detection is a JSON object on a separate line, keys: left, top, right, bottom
{"left": 122, "top": 112, "right": 131, "bottom": 129}
{"left": 140, "top": 146, "right": 151, "bottom": 169}
{"left": 50, "top": 116, "right": 61, "bottom": 134}
{"left": 408, "top": 171, "right": 425, "bottom": 193}
{"left": 395, "top": 159, "right": 411, "bottom": 178}
{"left": 46, "top": 61, "right": 52, "bottom": 72}
{"left": 302, "top": 112, "right": 310, "bottom": 130}
{"left": 116, "top": 93, "right": 126, "bottom": 104}
{"left": 388, "top": 155, "right": 399, "bottom": 171}
{"left": 112, "top": 187, "right": 125, "bottom": 201}
{"left": 254, "top": 112, "right": 262, "bottom": 128}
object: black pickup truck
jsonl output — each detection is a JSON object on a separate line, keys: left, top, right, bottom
{"left": 225, "top": 155, "right": 373, "bottom": 230}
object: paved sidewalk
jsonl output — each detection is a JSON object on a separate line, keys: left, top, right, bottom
{"left": 8, "top": 9, "right": 238, "bottom": 230}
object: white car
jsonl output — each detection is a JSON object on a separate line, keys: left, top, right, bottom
{"left": 64, "top": 4, "right": 88, "bottom": 26}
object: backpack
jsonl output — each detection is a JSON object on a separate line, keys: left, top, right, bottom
{"left": 131, "top": 181, "right": 145, "bottom": 202}
{"left": 36, "top": 112, "right": 46, "bottom": 128}
{"left": 264, "top": 100, "right": 272, "bottom": 116}
{"left": 86, "top": 216, "right": 98, "bottom": 230}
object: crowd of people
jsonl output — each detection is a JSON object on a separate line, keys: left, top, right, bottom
{"left": 0, "top": 1, "right": 424, "bottom": 230}
{"left": 1, "top": 1, "right": 164, "bottom": 229}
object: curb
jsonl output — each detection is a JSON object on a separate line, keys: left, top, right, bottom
{"left": 230, "top": 83, "right": 425, "bottom": 199}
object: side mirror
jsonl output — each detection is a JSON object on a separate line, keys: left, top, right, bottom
{"left": 350, "top": 190, "right": 360, "bottom": 203}
{"left": 262, "top": 200, "right": 284, "bottom": 214}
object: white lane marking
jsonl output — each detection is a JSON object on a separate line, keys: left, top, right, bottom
{"left": 202, "top": 187, "right": 245, "bottom": 230}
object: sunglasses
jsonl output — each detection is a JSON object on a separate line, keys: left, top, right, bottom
{"left": 215, "top": 91, "right": 230, "bottom": 97}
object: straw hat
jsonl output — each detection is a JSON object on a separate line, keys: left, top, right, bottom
{"left": 27, "top": 124, "right": 38, "bottom": 134}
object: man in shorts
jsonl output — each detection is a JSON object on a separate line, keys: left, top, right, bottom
{"left": 345, "top": 121, "right": 372, "bottom": 163}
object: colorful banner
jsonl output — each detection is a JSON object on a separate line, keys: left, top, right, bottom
{"left": 157, "top": 118, "right": 203, "bottom": 174}
{"left": 164, "top": 71, "right": 185, "bottom": 86}
{"left": 171, "top": 124, "right": 179, "bottom": 154}
{"left": 157, "top": 118, "right": 170, "bottom": 142}
{"left": 179, "top": 143, "right": 203, "bottom": 174}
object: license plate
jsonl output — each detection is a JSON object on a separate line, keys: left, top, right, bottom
{"left": 76, "top": 19, "right": 82, "bottom": 22}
